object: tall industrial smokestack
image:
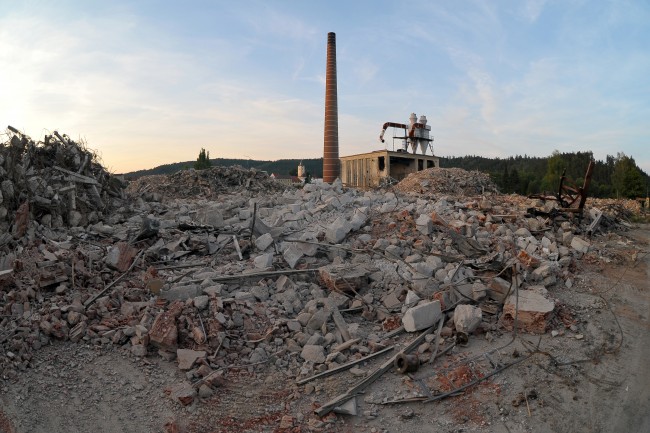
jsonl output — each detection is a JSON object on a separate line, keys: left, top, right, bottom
{"left": 323, "top": 32, "right": 339, "bottom": 183}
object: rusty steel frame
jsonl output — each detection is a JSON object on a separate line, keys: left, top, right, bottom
{"left": 529, "top": 159, "right": 595, "bottom": 213}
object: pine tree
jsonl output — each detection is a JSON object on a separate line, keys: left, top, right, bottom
{"left": 510, "top": 168, "right": 520, "bottom": 194}
{"left": 194, "top": 148, "right": 211, "bottom": 170}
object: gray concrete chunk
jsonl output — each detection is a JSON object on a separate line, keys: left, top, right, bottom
{"left": 255, "top": 233, "right": 274, "bottom": 251}
{"left": 300, "top": 344, "right": 326, "bottom": 363}
{"left": 326, "top": 217, "right": 352, "bottom": 243}
{"left": 283, "top": 245, "right": 303, "bottom": 269}
{"left": 402, "top": 300, "right": 441, "bottom": 332}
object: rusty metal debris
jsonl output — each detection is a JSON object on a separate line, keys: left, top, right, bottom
{"left": 528, "top": 159, "right": 595, "bottom": 214}
{"left": 0, "top": 127, "right": 637, "bottom": 430}
{"left": 394, "top": 353, "right": 420, "bottom": 373}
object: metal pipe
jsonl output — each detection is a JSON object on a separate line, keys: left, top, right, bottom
{"left": 379, "top": 122, "right": 408, "bottom": 142}
{"left": 394, "top": 353, "right": 420, "bottom": 373}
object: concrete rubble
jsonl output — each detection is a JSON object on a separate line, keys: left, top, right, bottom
{"left": 0, "top": 134, "right": 641, "bottom": 416}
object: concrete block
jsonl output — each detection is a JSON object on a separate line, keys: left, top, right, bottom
{"left": 426, "top": 255, "right": 443, "bottom": 271}
{"left": 197, "top": 206, "right": 224, "bottom": 227}
{"left": 500, "top": 289, "right": 555, "bottom": 334}
{"left": 350, "top": 208, "right": 368, "bottom": 231}
{"left": 193, "top": 295, "right": 209, "bottom": 310}
{"left": 571, "top": 236, "right": 590, "bottom": 253}
{"left": 254, "top": 253, "right": 273, "bottom": 269}
{"left": 300, "top": 344, "right": 326, "bottom": 363}
{"left": 402, "top": 300, "right": 441, "bottom": 332}
{"left": 149, "top": 305, "right": 182, "bottom": 351}
{"left": 515, "top": 227, "right": 532, "bottom": 237}
{"left": 416, "top": 214, "right": 433, "bottom": 235}
{"left": 414, "top": 262, "right": 434, "bottom": 277}
{"left": 487, "top": 276, "right": 511, "bottom": 302}
{"left": 160, "top": 284, "right": 202, "bottom": 301}
{"left": 402, "top": 290, "right": 421, "bottom": 313}
{"left": 283, "top": 245, "right": 303, "bottom": 269}
{"left": 319, "top": 264, "right": 370, "bottom": 292}
{"left": 453, "top": 304, "right": 482, "bottom": 334}
{"left": 105, "top": 241, "right": 138, "bottom": 272}
{"left": 326, "top": 217, "right": 352, "bottom": 243}
{"left": 168, "top": 381, "right": 197, "bottom": 406}
{"left": 177, "top": 349, "right": 207, "bottom": 370}
{"left": 255, "top": 233, "right": 274, "bottom": 251}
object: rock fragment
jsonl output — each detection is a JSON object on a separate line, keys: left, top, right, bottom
{"left": 500, "top": 288, "right": 555, "bottom": 334}
{"left": 402, "top": 300, "right": 441, "bottom": 332}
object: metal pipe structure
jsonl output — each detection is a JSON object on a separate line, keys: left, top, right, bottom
{"left": 379, "top": 122, "right": 408, "bottom": 143}
{"left": 323, "top": 32, "right": 340, "bottom": 183}
{"left": 379, "top": 113, "right": 433, "bottom": 154}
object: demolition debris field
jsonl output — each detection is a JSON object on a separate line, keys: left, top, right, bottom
{"left": 1, "top": 128, "right": 649, "bottom": 433}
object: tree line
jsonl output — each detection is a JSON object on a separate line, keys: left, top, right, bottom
{"left": 440, "top": 151, "right": 648, "bottom": 199}
{"left": 124, "top": 149, "right": 647, "bottom": 199}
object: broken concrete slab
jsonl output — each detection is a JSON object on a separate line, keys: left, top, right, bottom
{"left": 319, "top": 264, "right": 370, "bottom": 293}
{"left": 283, "top": 245, "right": 303, "bottom": 269}
{"left": 571, "top": 236, "right": 591, "bottom": 253}
{"left": 300, "top": 344, "right": 326, "bottom": 363}
{"left": 255, "top": 233, "right": 274, "bottom": 251}
{"left": 325, "top": 216, "right": 352, "bottom": 243}
{"left": 500, "top": 288, "right": 555, "bottom": 334}
{"left": 402, "top": 300, "right": 441, "bottom": 332}
{"left": 149, "top": 302, "right": 183, "bottom": 351}
{"left": 254, "top": 253, "right": 274, "bottom": 269}
{"left": 487, "top": 276, "right": 511, "bottom": 302}
{"left": 177, "top": 348, "right": 207, "bottom": 370}
{"left": 105, "top": 242, "right": 139, "bottom": 272}
{"left": 160, "top": 284, "right": 202, "bottom": 301}
{"left": 454, "top": 304, "right": 483, "bottom": 335}
{"left": 416, "top": 214, "right": 433, "bottom": 235}
{"left": 168, "top": 381, "right": 197, "bottom": 406}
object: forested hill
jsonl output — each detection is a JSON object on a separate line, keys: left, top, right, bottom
{"left": 441, "top": 151, "right": 648, "bottom": 199}
{"left": 122, "top": 151, "right": 648, "bottom": 199}
{"left": 124, "top": 158, "right": 324, "bottom": 179}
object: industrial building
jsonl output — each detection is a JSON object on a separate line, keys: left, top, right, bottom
{"left": 321, "top": 33, "right": 440, "bottom": 188}
{"left": 340, "top": 148, "right": 440, "bottom": 188}
{"left": 340, "top": 113, "right": 440, "bottom": 188}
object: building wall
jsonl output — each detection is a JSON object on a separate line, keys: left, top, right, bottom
{"left": 341, "top": 151, "right": 439, "bottom": 188}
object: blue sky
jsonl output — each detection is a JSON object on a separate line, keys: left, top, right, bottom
{"left": 1, "top": 0, "right": 648, "bottom": 174}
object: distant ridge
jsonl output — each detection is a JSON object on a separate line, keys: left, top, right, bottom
{"left": 123, "top": 158, "right": 324, "bottom": 179}
{"left": 122, "top": 151, "right": 648, "bottom": 199}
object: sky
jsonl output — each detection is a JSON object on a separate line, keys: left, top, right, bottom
{"left": 1, "top": 0, "right": 649, "bottom": 174}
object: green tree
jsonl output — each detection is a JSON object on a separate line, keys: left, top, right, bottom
{"left": 510, "top": 168, "right": 520, "bottom": 194}
{"left": 541, "top": 150, "right": 566, "bottom": 193}
{"left": 502, "top": 164, "right": 510, "bottom": 193}
{"left": 612, "top": 153, "right": 645, "bottom": 198}
{"left": 194, "top": 148, "right": 211, "bottom": 170}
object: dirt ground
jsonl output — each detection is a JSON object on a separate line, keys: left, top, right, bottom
{"left": 1, "top": 225, "right": 649, "bottom": 433}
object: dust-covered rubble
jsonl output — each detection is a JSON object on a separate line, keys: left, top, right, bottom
{"left": 0, "top": 144, "right": 645, "bottom": 431}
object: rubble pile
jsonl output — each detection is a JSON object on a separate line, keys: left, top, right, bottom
{"left": 0, "top": 126, "right": 126, "bottom": 237}
{"left": 394, "top": 167, "right": 499, "bottom": 195}
{"left": 590, "top": 197, "right": 644, "bottom": 222}
{"left": 126, "top": 165, "right": 286, "bottom": 201}
{"left": 0, "top": 139, "right": 634, "bottom": 420}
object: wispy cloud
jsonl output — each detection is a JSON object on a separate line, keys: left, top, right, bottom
{"left": 1, "top": 1, "right": 648, "bottom": 174}
{"left": 519, "top": 0, "right": 547, "bottom": 23}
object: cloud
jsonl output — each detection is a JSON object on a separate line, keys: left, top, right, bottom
{"left": 519, "top": 0, "right": 548, "bottom": 23}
